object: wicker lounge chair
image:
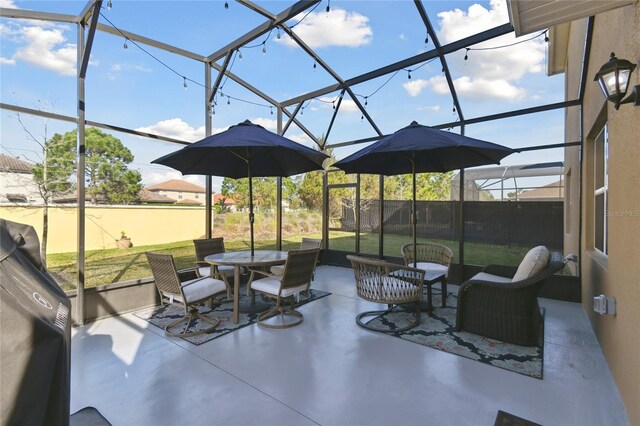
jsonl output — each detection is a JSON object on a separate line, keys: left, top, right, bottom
{"left": 401, "top": 242, "right": 453, "bottom": 307}
{"left": 455, "top": 250, "right": 566, "bottom": 346}
{"left": 347, "top": 255, "right": 425, "bottom": 333}
{"left": 146, "top": 251, "right": 227, "bottom": 337}
{"left": 193, "top": 237, "right": 236, "bottom": 298}
{"left": 247, "top": 247, "right": 320, "bottom": 329}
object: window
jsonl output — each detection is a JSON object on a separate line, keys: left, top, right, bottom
{"left": 178, "top": 192, "right": 183, "bottom": 200}
{"left": 195, "top": 193, "right": 199, "bottom": 199}
{"left": 594, "top": 125, "right": 608, "bottom": 254}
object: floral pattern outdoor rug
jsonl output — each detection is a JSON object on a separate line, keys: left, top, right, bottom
{"left": 134, "top": 288, "right": 331, "bottom": 345}
{"left": 365, "top": 292, "right": 544, "bottom": 379}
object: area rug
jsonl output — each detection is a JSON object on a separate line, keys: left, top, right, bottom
{"left": 134, "top": 288, "right": 331, "bottom": 345}
{"left": 494, "top": 410, "right": 542, "bottom": 426}
{"left": 365, "top": 292, "right": 544, "bottom": 379}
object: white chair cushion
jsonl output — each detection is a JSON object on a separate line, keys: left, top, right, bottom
{"left": 414, "top": 262, "right": 449, "bottom": 278}
{"left": 199, "top": 265, "right": 236, "bottom": 277}
{"left": 216, "top": 265, "right": 235, "bottom": 275}
{"left": 270, "top": 265, "right": 285, "bottom": 275}
{"left": 471, "top": 272, "right": 513, "bottom": 283}
{"left": 180, "top": 277, "right": 226, "bottom": 303}
{"left": 197, "top": 266, "right": 211, "bottom": 277}
{"left": 251, "top": 277, "right": 307, "bottom": 298}
{"left": 512, "top": 246, "right": 549, "bottom": 282}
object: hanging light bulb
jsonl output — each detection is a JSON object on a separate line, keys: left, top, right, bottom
{"left": 364, "top": 97, "right": 368, "bottom": 106}
{"left": 262, "top": 42, "right": 266, "bottom": 54}
{"left": 313, "top": 61, "right": 317, "bottom": 69}
{"left": 270, "top": 107, "right": 274, "bottom": 115}
{"left": 424, "top": 35, "right": 428, "bottom": 44}
{"left": 238, "top": 50, "right": 243, "bottom": 59}
{"left": 453, "top": 106, "right": 456, "bottom": 113}
{"left": 464, "top": 48, "right": 469, "bottom": 61}
{"left": 107, "top": 0, "right": 112, "bottom": 10}
{"left": 407, "top": 70, "right": 412, "bottom": 80}
{"left": 183, "top": 77, "right": 188, "bottom": 91}
{"left": 276, "top": 28, "right": 281, "bottom": 40}
{"left": 301, "top": 106, "right": 304, "bottom": 116}
{"left": 123, "top": 39, "right": 128, "bottom": 49}
{"left": 227, "top": 96, "right": 231, "bottom": 105}
{"left": 544, "top": 31, "right": 549, "bottom": 43}
{"left": 326, "top": 0, "right": 331, "bottom": 13}
{"left": 332, "top": 101, "right": 335, "bottom": 110}
{"left": 360, "top": 115, "right": 364, "bottom": 122}
{"left": 224, "top": 1, "right": 228, "bottom": 9}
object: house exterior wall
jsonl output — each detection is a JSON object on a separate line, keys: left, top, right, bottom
{"left": 0, "top": 171, "right": 44, "bottom": 204}
{"left": 153, "top": 189, "right": 204, "bottom": 203}
{"left": 564, "top": 5, "right": 640, "bottom": 424}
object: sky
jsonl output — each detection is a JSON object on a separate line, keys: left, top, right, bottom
{"left": 0, "top": 0, "right": 568, "bottom": 193}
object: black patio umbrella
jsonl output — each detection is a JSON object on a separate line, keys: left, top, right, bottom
{"left": 334, "top": 121, "right": 513, "bottom": 262}
{"left": 152, "top": 120, "right": 329, "bottom": 255}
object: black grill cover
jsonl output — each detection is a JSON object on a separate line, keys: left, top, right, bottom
{"left": 1, "top": 219, "right": 71, "bottom": 426}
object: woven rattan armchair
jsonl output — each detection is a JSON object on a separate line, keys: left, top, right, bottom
{"left": 247, "top": 248, "right": 320, "bottom": 329}
{"left": 401, "top": 242, "right": 453, "bottom": 306}
{"left": 455, "top": 251, "right": 565, "bottom": 346}
{"left": 193, "top": 237, "right": 235, "bottom": 298}
{"left": 146, "top": 251, "right": 227, "bottom": 337}
{"left": 270, "top": 238, "right": 322, "bottom": 277}
{"left": 347, "top": 255, "right": 425, "bottom": 333}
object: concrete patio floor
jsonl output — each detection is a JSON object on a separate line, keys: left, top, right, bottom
{"left": 70, "top": 266, "right": 628, "bottom": 426}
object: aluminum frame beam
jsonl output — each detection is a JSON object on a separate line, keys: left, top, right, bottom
{"left": 79, "top": 1, "right": 102, "bottom": 79}
{"left": 282, "top": 23, "right": 513, "bottom": 107}
{"left": 206, "top": 0, "right": 320, "bottom": 63}
{"left": 0, "top": 7, "right": 78, "bottom": 23}
{"left": 414, "top": 0, "right": 464, "bottom": 122}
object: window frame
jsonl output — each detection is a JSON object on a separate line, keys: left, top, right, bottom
{"left": 593, "top": 124, "right": 608, "bottom": 255}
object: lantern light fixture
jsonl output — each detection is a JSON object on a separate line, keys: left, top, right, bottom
{"left": 593, "top": 52, "right": 639, "bottom": 110}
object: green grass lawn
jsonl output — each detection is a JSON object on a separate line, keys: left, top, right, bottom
{"left": 48, "top": 232, "right": 554, "bottom": 292}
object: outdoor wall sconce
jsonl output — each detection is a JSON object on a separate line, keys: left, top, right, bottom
{"left": 594, "top": 52, "right": 639, "bottom": 110}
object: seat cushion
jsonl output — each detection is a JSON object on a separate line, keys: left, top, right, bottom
{"left": 251, "top": 277, "right": 306, "bottom": 298}
{"left": 414, "top": 262, "right": 449, "bottom": 278}
{"left": 471, "top": 272, "right": 513, "bottom": 283}
{"left": 197, "top": 266, "right": 211, "bottom": 277}
{"left": 180, "top": 277, "right": 226, "bottom": 303}
{"left": 512, "top": 246, "right": 549, "bottom": 282}
{"left": 270, "top": 264, "right": 284, "bottom": 275}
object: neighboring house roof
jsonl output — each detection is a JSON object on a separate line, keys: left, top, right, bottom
{"left": 213, "top": 193, "right": 236, "bottom": 205}
{"left": 138, "top": 189, "right": 176, "bottom": 204}
{"left": 518, "top": 181, "right": 564, "bottom": 200}
{"left": 176, "top": 198, "right": 202, "bottom": 205}
{"left": 0, "top": 154, "right": 34, "bottom": 173}
{"left": 146, "top": 179, "right": 206, "bottom": 193}
{"left": 5, "top": 193, "right": 28, "bottom": 202}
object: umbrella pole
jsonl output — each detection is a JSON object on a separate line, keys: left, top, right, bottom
{"left": 412, "top": 156, "right": 417, "bottom": 268}
{"left": 248, "top": 161, "right": 255, "bottom": 256}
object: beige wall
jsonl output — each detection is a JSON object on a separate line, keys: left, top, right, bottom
{"left": 564, "top": 5, "right": 640, "bottom": 424}
{"left": 0, "top": 205, "right": 208, "bottom": 253}
{"left": 155, "top": 189, "right": 203, "bottom": 203}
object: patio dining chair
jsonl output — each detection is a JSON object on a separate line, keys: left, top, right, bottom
{"left": 247, "top": 247, "right": 320, "bottom": 329}
{"left": 146, "top": 251, "right": 227, "bottom": 337}
{"left": 270, "top": 237, "right": 322, "bottom": 278}
{"left": 401, "top": 242, "right": 453, "bottom": 306}
{"left": 193, "top": 237, "right": 235, "bottom": 298}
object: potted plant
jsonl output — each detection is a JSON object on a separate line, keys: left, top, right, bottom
{"left": 116, "top": 230, "right": 132, "bottom": 249}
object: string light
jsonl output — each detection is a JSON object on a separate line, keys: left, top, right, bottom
{"left": 364, "top": 97, "right": 368, "bottom": 106}
{"left": 262, "top": 42, "right": 267, "bottom": 54}
{"left": 313, "top": 61, "right": 317, "bottom": 69}
{"left": 424, "top": 35, "right": 428, "bottom": 44}
{"left": 326, "top": 0, "right": 331, "bottom": 13}
{"left": 301, "top": 105, "right": 304, "bottom": 115}
{"left": 464, "top": 30, "right": 549, "bottom": 62}
{"left": 227, "top": 96, "right": 231, "bottom": 105}
{"left": 407, "top": 69, "right": 412, "bottom": 79}
{"left": 276, "top": 28, "right": 281, "bottom": 39}
{"left": 238, "top": 50, "right": 242, "bottom": 59}
{"left": 123, "top": 38, "right": 128, "bottom": 49}
{"left": 270, "top": 107, "right": 274, "bottom": 115}
{"left": 107, "top": 0, "right": 112, "bottom": 10}
{"left": 224, "top": 2, "right": 228, "bottom": 9}
{"left": 183, "top": 76, "right": 187, "bottom": 91}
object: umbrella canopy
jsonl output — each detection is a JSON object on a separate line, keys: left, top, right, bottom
{"left": 153, "top": 120, "right": 329, "bottom": 254}
{"left": 334, "top": 121, "right": 513, "bottom": 175}
{"left": 334, "top": 121, "right": 513, "bottom": 264}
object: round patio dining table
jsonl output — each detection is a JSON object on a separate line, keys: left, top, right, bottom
{"left": 205, "top": 250, "right": 288, "bottom": 324}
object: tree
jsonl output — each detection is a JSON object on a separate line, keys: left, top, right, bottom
{"left": 221, "top": 176, "right": 296, "bottom": 211}
{"left": 45, "top": 128, "right": 143, "bottom": 204}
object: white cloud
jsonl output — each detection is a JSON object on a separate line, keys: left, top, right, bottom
{"left": 0, "top": 57, "right": 16, "bottom": 65}
{"left": 277, "top": 8, "right": 372, "bottom": 49}
{"left": 418, "top": 105, "right": 441, "bottom": 112}
{"left": 136, "top": 118, "right": 206, "bottom": 142}
{"left": 318, "top": 96, "right": 358, "bottom": 113}
{"left": 0, "top": 0, "right": 18, "bottom": 8}
{"left": 399, "top": 33, "right": 407, "bottom": 41}
{"left": 249, "top": 118, "right": 277, "bottom": 131}
{"left": 429, "top": 75, "right": 526, "bottom": 101}
{"left": 403, "top": 79, "right": 430, "bottom": 97}
{"left": 433, "top": 0, "right": 544, "bottom": 101}
{"left": 106, "top": 62, "right": 152, "bottom": 80}
{"left": 13, "top": 26, "right": 77, "bottom": 76}
{"left": 144, "top": 170, "right": 205, "bottom": 187}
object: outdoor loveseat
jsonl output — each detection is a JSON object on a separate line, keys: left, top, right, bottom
{"left": 455, "top": 248, "right": 565, "bottom": 346}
